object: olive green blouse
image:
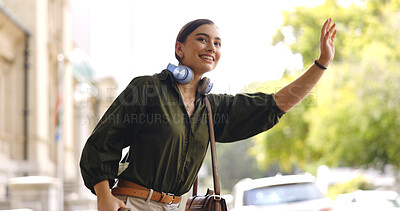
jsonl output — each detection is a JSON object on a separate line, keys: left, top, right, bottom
{"left": 79, "top": 69, "right": 285, "bottom": 196}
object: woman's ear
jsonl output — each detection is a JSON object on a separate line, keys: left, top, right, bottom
{"left": 175, "top": 42, "right": 184, "bottom": 60}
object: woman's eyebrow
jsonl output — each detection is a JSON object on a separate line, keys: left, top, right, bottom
{"left": 195, "top": 33, "right": 221, "bottom": 41}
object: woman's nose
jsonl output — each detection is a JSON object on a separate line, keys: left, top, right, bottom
{"left": 206, "top": 42, "right": 216, "bottom": 52}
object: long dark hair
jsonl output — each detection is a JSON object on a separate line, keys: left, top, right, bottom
{"left": 175, "top": 19, "right": 215, "bottom": 63}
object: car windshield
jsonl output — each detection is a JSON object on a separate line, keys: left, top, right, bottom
{"left": 243, "top": 182, "right": 324, "bottom": 206}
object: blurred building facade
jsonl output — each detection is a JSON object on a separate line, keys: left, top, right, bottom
{"left": 0, "top": 0, "right": 29, "bottom": 203}
{"left": 0, "top": 0, "right": 117, "bottom": 210}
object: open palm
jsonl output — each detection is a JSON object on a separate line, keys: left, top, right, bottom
{"left": 319, "top": 18, "right": 337, "bottom": 67}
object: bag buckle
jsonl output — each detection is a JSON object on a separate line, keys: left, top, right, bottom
{"left": 213, "top": 194, "right": 221, "bottom": 201}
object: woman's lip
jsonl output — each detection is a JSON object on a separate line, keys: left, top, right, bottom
{"left": 199, "top": 54, "right": 215, "bottom": 62}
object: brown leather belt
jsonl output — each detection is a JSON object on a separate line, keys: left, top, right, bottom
{"left": 112, "top": 180, "right": 181, "bottom": 204}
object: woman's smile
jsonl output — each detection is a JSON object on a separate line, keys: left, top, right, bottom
{"left": 199, "top": 54, "right": 215, "bottom": 63}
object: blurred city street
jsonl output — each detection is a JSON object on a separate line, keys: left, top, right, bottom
{"left": 1, "top": 0, "right": 399, "bottom": 210}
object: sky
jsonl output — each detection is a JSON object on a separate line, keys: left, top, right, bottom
{"left": 71, "top": 0, "right": 328, "bottom": 94}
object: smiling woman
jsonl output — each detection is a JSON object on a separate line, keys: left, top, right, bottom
{"left": 175, "top": 19, "right": 216, "bottom": 61}
{"left": 80, "top": 17, "right": 335, "bottom": 211}
{"left": 175, "top": 19, "right": 222, "bottom": 77}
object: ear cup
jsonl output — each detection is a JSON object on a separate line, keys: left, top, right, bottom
{"left": 167, "top": 63, "right": 194, "bottom": 84}
{"left": 197, "top": 77, "right": 213, "bottom": 95}
{"left": 167, "top": 63, "right": 213, "bottom": 94}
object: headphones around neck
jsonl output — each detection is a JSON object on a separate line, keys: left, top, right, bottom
{"left": 167, "top": 63, "right": 213, "bottom": 95}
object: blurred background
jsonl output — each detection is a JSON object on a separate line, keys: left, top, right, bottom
{"left": 0, "top": 0, "right": 399, "bottom": 210}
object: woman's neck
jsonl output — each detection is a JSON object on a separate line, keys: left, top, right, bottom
{"left": 177, "top": 72, "right": 203, "bottom": 97}
{"left": 176, "top": 79, "right": 199, "bottom": 117}
{"left": 177, "top": 81, "right": 197, "bottom": 99}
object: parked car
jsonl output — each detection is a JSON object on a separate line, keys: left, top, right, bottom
{"left": 334, "top": 190, "right": 400, "bottom": 211}
{"left": 230, "top": 174, "right": 334, "bottom": 211}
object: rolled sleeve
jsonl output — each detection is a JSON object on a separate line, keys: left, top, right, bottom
{"left": 208, "top": 92, "right": 285, "bottom": 143}
{"left": 79, "top": 79, "right": 143, "bottom": 194}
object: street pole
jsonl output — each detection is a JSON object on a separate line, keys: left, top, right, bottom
{"left": 57, "top": 53, "right": 65, "bottom": 211}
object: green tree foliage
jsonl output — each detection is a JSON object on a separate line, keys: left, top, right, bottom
{"left": 327, "top": 176, "right": 373, "bottom": 199}
{"left": 247, "top": 75, "right": 317, "bottom": 172}
{"left": 249, "top": 0, "right": 400, "bottom": 173}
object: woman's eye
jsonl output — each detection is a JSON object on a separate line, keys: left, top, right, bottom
{"left": 215, "top": 42, "right": 222, "bottom": 47}
{"left": 197, "top": 37, "right": 207, "bottom": 42}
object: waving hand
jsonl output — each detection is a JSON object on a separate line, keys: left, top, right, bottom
{"left": 317, "top": 18, "right": 337, "bottom": 67}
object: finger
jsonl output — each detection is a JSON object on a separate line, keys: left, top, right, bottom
{"left": 331, "top": 29, "right": 337, "bottom": 42}
{"left": 323, "top": 30, "right": 330, "bottom": 44}
{"left": 328, "top": 22, "right": 336, "bottom": 34}
{"left": 320, "top": 19, "right": 329, "bottom": 40}
{"left": 321, "top": 18, "right": 332, "bottom": 41}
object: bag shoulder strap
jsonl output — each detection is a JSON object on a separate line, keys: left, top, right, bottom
{"left": 192, "top": 96, "right": 221, "bottom": 196}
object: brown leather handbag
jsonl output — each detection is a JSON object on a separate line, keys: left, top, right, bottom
{"left": 185, "top": 96, "right": 227, "bottom": 211}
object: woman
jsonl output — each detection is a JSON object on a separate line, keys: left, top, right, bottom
{"left": 80, "top": 18, "right": 336, "bottom": 211}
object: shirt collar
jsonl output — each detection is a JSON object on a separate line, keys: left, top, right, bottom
{"left": 156, "top": 69, "right": 174, "bottom": 82}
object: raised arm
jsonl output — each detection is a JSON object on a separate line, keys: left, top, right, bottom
{"left": 274, "top": 18, "right": 337, "bottom": 112}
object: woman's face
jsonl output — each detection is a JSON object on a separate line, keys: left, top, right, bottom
{"left": 177, "top": 24, "right": 221, "bottom": 75}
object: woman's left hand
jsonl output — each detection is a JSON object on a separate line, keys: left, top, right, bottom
{"left": 317, "top": 18, "right": 337, "bottom": 67}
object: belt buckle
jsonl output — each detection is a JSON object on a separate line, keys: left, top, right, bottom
{"left": 167, "top": 193, "right": 175, "bottom": 205}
